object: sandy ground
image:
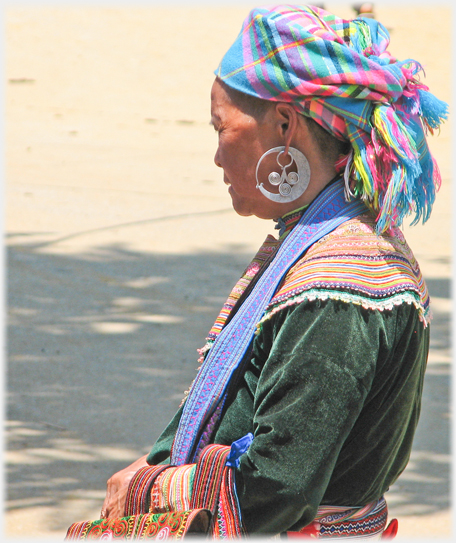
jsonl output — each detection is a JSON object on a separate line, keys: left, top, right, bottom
{"left": 4, "top": 3, "right": 452, "bottom": 541}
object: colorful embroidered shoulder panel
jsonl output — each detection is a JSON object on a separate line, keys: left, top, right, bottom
{"left": 260, "top": 214, "right": 431, "bottom": 327}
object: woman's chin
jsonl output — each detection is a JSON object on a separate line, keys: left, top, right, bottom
{"left": 232, "top": 204, "right": 253, "bottom": 217}
{"left": 230, "top": 200, "right": 254, "bottom": 217}
{"left": 230, "top": 195, "right": 276, "bottom": 219}
{"left": 229, "top": 188, "right": 274, "bottom": 218}
{"left": 228, "top": 191, "right": 251, "bottom": 217}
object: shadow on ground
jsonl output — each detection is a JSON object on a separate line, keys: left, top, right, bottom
{"left": 6, "top": 239, "right": 451, "bottom": 532}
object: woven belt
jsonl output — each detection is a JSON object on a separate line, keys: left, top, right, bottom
{"left": 287, "top": 497, "right": 398, "bottom": 539}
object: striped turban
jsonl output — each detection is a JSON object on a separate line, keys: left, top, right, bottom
{"left": 215, "top": 5, "right": 448, "bottom": 233}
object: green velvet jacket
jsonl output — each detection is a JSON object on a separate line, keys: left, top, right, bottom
{"left": 146, "top": 213, "right": 430, "bottom": 535}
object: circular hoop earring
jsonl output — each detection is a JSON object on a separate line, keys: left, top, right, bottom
{"left": 255, "top": 146, "right": 311, "bottom": 203}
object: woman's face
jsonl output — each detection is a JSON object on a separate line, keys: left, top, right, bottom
{"left": 210, "top": 79, "right": 280, "bottom": 219}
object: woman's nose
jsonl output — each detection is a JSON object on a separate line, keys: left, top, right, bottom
{"left": 214, "top": 148, "right": 222, "bottom": 168}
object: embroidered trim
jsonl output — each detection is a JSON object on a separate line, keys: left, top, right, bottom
{"left": 171, "top": 180, "right": 366, "bottom": 465}
{"left": 257, "top": 289, "right": 431, "bottom": 333}
{"left": 289, "top": 497, "right": 389, "bottom": 538}
{"left": 196, "top": 206, "right": 307, "bottom": 370}
{"left": 150, "top": 465, "right": 195, "bottom": 513}
{"left": 274, "top": 204, "right": 309, "bottom": 238}
{"left": 180, "top": 235, "right": 280, "bottom": 406}
{"left": 204, "top": 235, "right": 279, "bottom": 347}
{"left": 124, "top": 465, "right": 168, "bottom": 516}
{"left": 65, "top": 510, "right": 208, "bottom": 540}
{"left": 190, "top": 444, "right": 244, "bottom": 538}
{"left": 259, "top": 214, "right": 431, "bottom": 329}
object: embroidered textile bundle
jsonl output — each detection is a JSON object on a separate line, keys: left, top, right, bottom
{"left": 216, "top": 4, "right": 449, "bottom": 233}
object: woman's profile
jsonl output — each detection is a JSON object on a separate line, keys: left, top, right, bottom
{"left": 66, "top": 4, "right": 448, "bottom": 539}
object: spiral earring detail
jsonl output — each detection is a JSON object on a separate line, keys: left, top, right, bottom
{"left": 255, "top": 146, "right": 310, "bottom": 203}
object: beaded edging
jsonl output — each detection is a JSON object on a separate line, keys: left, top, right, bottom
{"left": 258, "top": 214, "right": 431, "bottom": 330}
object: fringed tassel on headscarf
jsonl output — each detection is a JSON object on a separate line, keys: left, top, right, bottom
{"left": 329, "top": 53, "right": 447, "bottom": 236}
{"left": 347, "top": 94, "right": 446, "bottom": 234}
{"left": 408, "top": 144, "right": 441, "bottom": 226}
{"left": 418, "top": 88, "right": 450, "bottom": 131}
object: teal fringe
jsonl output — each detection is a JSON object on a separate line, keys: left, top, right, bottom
{"left": 418, "top": 89, "right": 449, "bottom": 129}
{"left": 408, "top": 149, "right": 437, "bottom": 227}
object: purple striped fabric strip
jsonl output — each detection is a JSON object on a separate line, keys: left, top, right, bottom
{"left": 171, "top": 180, "right": 366, "bottom": 465}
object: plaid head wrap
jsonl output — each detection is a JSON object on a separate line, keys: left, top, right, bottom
{"left": 216, "top": 4, "right": 448, "bottom": 233}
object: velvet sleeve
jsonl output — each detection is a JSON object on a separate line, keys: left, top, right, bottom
{"left": 234, "top": 299, "right": 396, "bottom": 534}
{"left": 146, "top": 404, "right": 184, "bottom": 465}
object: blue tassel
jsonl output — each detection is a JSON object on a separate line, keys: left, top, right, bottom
{"left": 408, "top": 151, "right": 436, "bottom": 227}
{"left": 418, "top": 89, "right": 449, "bottom": 129}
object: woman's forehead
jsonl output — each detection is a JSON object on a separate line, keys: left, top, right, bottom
{"left": 210, "top": 80, "right": 236, "bottom": 120}
{"left": 211, "top": 79, "right": 229, "bottom": 104}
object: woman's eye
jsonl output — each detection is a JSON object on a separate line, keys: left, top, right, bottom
{"left": 210, "top": 121, "right": 223, "bottom": 134}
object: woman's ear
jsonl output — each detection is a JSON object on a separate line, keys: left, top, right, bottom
{"left": 275, "top": 103, "right": 299, "bottom": 154}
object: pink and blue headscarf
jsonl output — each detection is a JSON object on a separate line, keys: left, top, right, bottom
{"left": 216, "top": 4, "right": 448, "bottom": 233}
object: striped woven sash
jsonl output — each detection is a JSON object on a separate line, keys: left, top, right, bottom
{"left": 171, "top": 179, "right": 367, "bottom": 465}
{"left": 288, "top": 498, "right": 397, "bottom": 539}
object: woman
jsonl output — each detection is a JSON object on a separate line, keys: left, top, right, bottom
{"left": 67, "top": 5, "right": 448, "bottom": 539}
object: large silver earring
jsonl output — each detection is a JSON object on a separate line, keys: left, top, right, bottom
{"left": 255, "top": 146, "right": 310, "bottom": 203}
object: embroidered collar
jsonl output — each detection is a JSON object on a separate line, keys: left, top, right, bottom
{"left": 274, "top": 205, "right": 309, "bottom": 239}
{"left": 274, "top": 176, "right": 343, "bottom": 238}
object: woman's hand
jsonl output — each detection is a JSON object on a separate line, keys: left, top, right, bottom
{"left": 100, "top": 454, "right": 150, "bottom": 519}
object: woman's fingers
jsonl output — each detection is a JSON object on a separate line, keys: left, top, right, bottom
{"left": 100, "top": 483, "right": 115, "bottom": 518}
{"left": 101, "top": 455, "right": 150, "bottom": 519}
{"left": 104, "top": 475, "right": 132, "bottom": 518}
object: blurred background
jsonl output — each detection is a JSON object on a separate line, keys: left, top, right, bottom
{"left": 5, "top": 2, "right": 452, "bottom": 540}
